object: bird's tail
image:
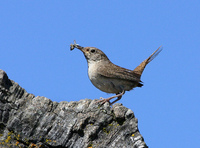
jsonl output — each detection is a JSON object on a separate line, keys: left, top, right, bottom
{"left": 132, "top": 46, "right": 163, "bottom": 78}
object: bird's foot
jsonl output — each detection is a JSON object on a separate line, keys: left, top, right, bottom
{"left": 96, "top": 97, "right": 111, "bottom": 105}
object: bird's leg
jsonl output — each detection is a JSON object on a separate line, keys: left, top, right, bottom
{"left": 97, "top": 90, "right": 125, "bottom": 105}
{"left": 110, "top": 95, "right": 123, "bottom": 105}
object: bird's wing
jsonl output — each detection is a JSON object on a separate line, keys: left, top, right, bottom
{"left": 97, "top": 63, "right": 142, "bottom": 83}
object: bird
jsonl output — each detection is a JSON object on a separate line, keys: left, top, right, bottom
{"left": 70, "top": 41, "right": 162, "bottom": 105}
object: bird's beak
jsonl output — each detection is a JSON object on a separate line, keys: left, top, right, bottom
{"left": 70, "top": 40, "right": 84, "bottom": 52}
{"left": 76, "top": 45, "right": 84, "bottom": 51}
{"left": 70, "top": 41, "right": 89, "bottom": 55}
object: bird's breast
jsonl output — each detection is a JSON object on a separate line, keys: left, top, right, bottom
{"left": 88, "top": 62, "right": 99, "bottom": 80}
{"left": 88, "top": 62, "right": 114, "bottom": 93}
{"left": 87, "top": 62, "right": 135, "bottom": 94}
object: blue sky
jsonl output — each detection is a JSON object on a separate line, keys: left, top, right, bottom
{"left": 1, "top": 1, "right": 200, "bottom": 147}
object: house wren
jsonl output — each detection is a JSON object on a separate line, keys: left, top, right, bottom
{"left": 70, "top": 41, "right": 162, "bottom": 105}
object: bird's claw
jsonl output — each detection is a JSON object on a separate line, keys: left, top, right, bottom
{"left": 96, "top": 97, "right": 111, "bottom": 105}
{"left": 100, "top": 97, "right": 104, "bottom": 100}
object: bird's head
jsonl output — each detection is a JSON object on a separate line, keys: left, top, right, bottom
{"left": 70, "top": 41, "right": 110, "bottom": 63}
{"left": 79, "top": 47, "right": 109, "bottom": 63}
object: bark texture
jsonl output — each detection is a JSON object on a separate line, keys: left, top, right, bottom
{"left": 0, "top": 69, "right": 148, "bottom": 148}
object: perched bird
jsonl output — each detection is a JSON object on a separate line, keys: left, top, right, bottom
{"left": 70, "top": 41, "right": 162, "bottom": 105}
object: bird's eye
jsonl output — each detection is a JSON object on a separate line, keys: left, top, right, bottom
{"left": 91, "top": 49, "right": 96, "bottom": 53}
